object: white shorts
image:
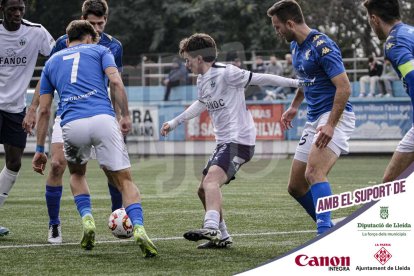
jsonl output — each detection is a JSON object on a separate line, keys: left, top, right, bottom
{"left": 294, "top": 111, "right": 356, "bottom": 163}
{"left": 51, "top": 116, "right": 64, "bottom": 144}
{"left": 396, "top": 126, "right": 414, "bottom": 153}
{"left": 62, "top": 114, "right": 130, "bottom": 171}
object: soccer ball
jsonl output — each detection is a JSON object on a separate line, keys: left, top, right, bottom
{"left": 108, "top": 208, "right": 133, "bottom": 239}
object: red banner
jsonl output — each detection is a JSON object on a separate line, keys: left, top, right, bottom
{"left": 185, "top": 104, "right": 284, "bottom": 141}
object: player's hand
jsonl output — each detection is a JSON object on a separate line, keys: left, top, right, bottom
{"left": 281, "top": 107, "right": 298, "bottom": 131}
{"left": 315, "top": 124, "right": 334, "bottom": 149}
{"left": 119, "top": 116, "right": 131, "bottom": 136}
{"left": 22, "top": 107, "right": 37, "bottom": 135}
{"left": 32, "top": 152, "right": 47, "bottom": 175}
{"left": 160, "top": 122, "right": 171, "bottom": 136}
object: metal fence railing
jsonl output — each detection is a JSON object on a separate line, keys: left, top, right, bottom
{"left": 30, "top": 54, "right": 371, "bottom": 88}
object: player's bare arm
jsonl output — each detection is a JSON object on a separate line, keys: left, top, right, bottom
{"left": 315, "top": 72, "right": 351, "bottom": 148}
{"left": 105, "top": 66, "right": 131, "bottom": 136}
{"left": 109, "top": 72, "right": 123, "bottom": 121}
{"left": 22, "top": 81, "right": 41, "bottom": 134}
{"left": 281, "top": 88, "right": 303, "bottom": 130}
{"left": 32, "top": 93, "right": 53, "bottom": 175}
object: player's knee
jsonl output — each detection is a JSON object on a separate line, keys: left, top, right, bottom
{"left": 287, "top": 184, "right": 307, "bottom": 198}
{"left": 304, "top": 166, "right": 321, "bottom": 184}
{"left": 382, "top": 173, "right": 394, "bottom": 183}
{"left": 6, "top": 160, "right": 21, "bottom": 173}
{"left": 50, "top": 159, "right": 67, "bottom": 178}
{"left": 197, "top": 186, "right": 205, "bottom": 199}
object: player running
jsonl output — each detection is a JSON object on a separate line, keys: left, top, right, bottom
{"left": 267, "top": 0, "right": 355, "bottom": 234}
{"left": 33, "top": 20, "right": 157, "bottom": 258}
{"left": 161, "top": 33, "right": 305, "bottom": 248}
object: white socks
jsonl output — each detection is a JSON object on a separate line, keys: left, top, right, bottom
{"left": 0, "top": 166, "right": 18, "bottom": 207}
{"left": 203, "top": 210, "right": 220, "bottom": 230}
{"left": 219, "top": 220, "right": 230, "bottom": 239}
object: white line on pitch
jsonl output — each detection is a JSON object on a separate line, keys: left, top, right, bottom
{"left": 0, "top": 230, "right": 314, "bottom": 249}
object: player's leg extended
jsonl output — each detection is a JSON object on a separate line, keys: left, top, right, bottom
{"left": 383, "top": 151, "right": 414, "bottom": 182}
{"left": 288, "top": 159, "right": 316, "bottom": 222}
{"left": 68, "top": 162, "right": 96, "bottom": 250}
{"left": 107, "top": 168, "right": 157, "bottom": 258}
{"left": 0, "top": 144, "right": 24, "bottom": 236}
{"left": 45, "top": 142, "right": 66, "bottom": 244}
{"left": 184, "top": 165, "right": 227, "bottom": 243}
{"left": 197, "top": 176, "right": 232, "bottom": 249}
{"left": 306, "top": 145, "right": 338, "bottom": 234}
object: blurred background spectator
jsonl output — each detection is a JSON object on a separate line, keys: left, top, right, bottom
{"left": 163, "top": 57, "right": 190, "bottom": 101}
{"left": 358, "top": 56, "right": 383, "bottom": 97}
{"left": 377, "top": 58, "right": 399, "bottom": 97}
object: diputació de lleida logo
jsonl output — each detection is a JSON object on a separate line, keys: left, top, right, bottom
{"left": 380, "top": 206, "right": 389, "bottom": 219}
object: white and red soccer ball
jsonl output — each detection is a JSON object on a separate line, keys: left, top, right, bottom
{"left": 108, "top": 208, "right": 133, "bottom": 239}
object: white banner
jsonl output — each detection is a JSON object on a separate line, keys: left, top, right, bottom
{"left": 239, "top": 174, "right": 414, "bottom": 275}
{"left": 129, "top": 105, "right": 159, "bottom": 141}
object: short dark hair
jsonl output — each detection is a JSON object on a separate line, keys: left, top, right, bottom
{"left": 1, "top": 0, "right": 25, "bottom": 7}
{"left": 267, "top": 0, "right": 305, "bottom": 24}
{"left": 179, "top": 33, "right": 217, "bottom": 62}
{"left": 66, "top": 20, "right": 99, "bottom": 43}
{"left": 81, "top": 0, "right": 108, "bottom": 18}
{"left": 363, "top": 0, "right": 401, "bottom": 23}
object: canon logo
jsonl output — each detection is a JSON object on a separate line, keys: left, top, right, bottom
{"left": 295, "top": 254, "right": 350, "bottom": 267}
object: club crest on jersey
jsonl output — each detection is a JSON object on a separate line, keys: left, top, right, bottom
{"left": 210, "top": 80, "right": 216, "bottom": 88}
{"left": 321, "top": 47, "right": 332, "bottom": 56}
{"left": 19, "top": 37, "right": 27, "bottom": 47}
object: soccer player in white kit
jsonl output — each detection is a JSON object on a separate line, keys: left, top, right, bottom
{"left": 161, "top": 33, "right": 304, "bottom": 248}
{"left": 0, "top": 0, "right": 54, "bottom": 237}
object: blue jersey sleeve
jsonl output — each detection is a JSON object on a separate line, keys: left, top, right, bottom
{"left": 50, "top": 35, "right": 68, "bottom": 56}
{"left": 39, "top": 63, "right": 55, "bottom": 96}
{"left": 314, "top": 36, "right": 345, "bottom": 79}
{"left": 113, "top": 43, "right": 123, "bottom": 72}
{"left": 101, "top": 47, "right": 117, "bottom": 70}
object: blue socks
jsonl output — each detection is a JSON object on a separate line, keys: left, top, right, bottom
{"left": 311, "top": 182, "right": 332, "bottom": 234}
{"left": 125, "top": 203, "right": 143, "bottom": 226}
{"left": 295, "top": 189, "right": 316, "bottom": 222}
{"left": 74, "top": 194, "right": 92, "bottom": 218}
{"left": 45, "top": 185, "right": 62, "bottom": 226}
{"left": 108, "top": 183, "right": 123, "bottom": 211}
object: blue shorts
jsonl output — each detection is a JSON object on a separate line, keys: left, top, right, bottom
{"left": 0, "top": 110, "right": 27, "bottom": 149}
{"left": 203, "top": 143, "right": 255, "bottom": 184}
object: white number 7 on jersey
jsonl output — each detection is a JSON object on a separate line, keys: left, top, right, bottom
{"left": 63, "top": 52, "right": 80, "bottom": 83}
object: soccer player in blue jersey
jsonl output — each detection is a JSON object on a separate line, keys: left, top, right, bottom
{"left": 32, "top": 20, "right": 157, "bottom": 257}
{"left": 22, "top": 0, "right": 124, "bottom": 244}
{"left": 267, "top": 0, "right": 355, "bottom": 234}
{"left": 364, "top": 0, "right": 414, "bottom": 182}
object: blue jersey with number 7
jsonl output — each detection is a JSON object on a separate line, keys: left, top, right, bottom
{"left": 40, "top": 44, "right": 116, "bottom": 126}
